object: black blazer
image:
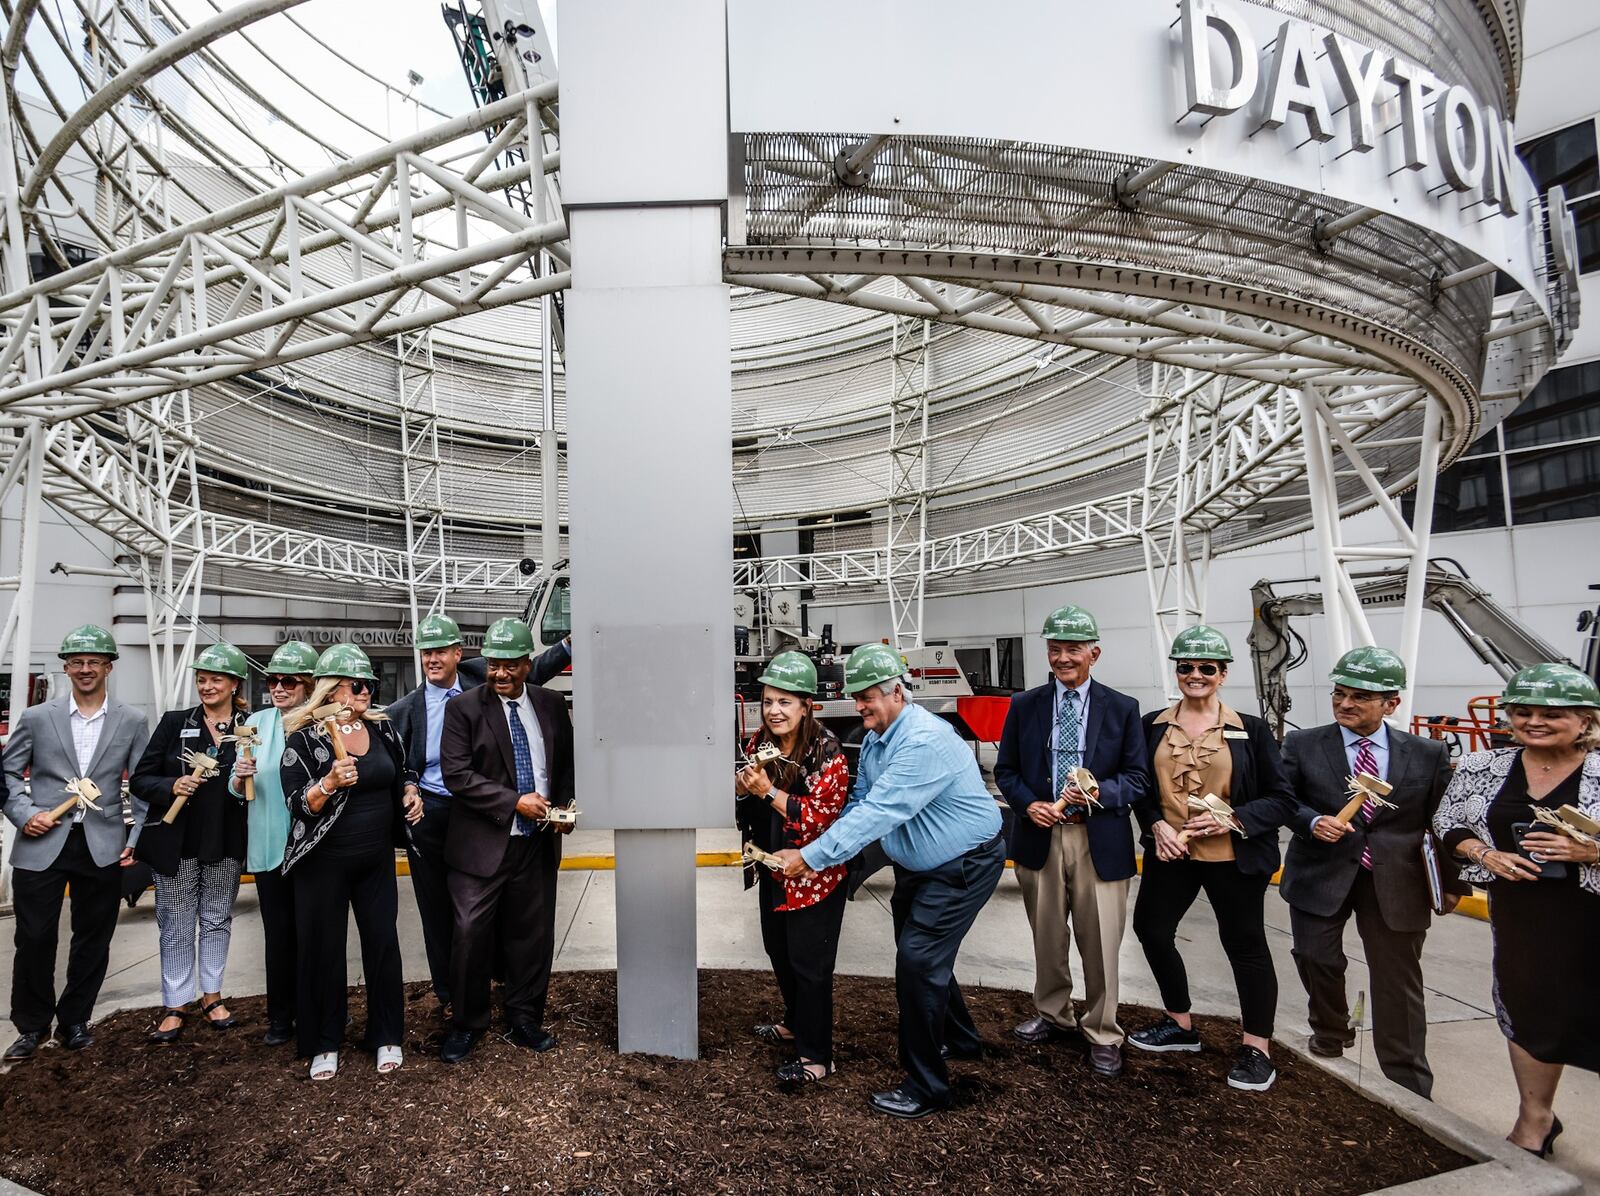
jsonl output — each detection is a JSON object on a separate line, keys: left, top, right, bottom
{"left": 389, "top": 643, "right": 571, "bottom": 782}
{"left": 439, "top": 681, "right": 574, "bottom": 880}
{"left": 994, "top": 678, "right": 1150, "bottom": 880}
{"left": 1136, "top": 707, "right": 1296, "bottom": 877}
{"left": 129, "top": 706, "right": 244, "bottom": 864}
{"left": 278, "top": 717, "right": 415, "bottom": 873}
{"left": 1279, "top": 723, "right": 1468, "bottom": 932}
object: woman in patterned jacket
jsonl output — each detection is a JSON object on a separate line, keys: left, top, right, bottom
{"left": 1434, "top": 664, "right": 1600, "bottom": 1159}
{"left": 736, "top": 651, "right": 851, "bottom": 1084}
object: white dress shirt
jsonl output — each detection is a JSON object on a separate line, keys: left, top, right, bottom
{"left": 503, "top": 693, "right": 549, "bottom": 837}
{"left": 69, "top": 701, "right": 108, "bottom": 823}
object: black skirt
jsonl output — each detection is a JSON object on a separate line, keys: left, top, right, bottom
{"left": 1484, "top": 758, "right": 1600, "bottom": 1072}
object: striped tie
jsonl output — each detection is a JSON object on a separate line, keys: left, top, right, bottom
{"left": 1054, "top": 689, "right": 1081, "bottom": 801}
{"left": 1354, "top": 737, "right": 1379, "bottom": 871}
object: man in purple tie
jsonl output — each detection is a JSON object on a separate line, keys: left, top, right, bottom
{"left": 436, "top": 617, "right": 575, "bottom": 1064}
{"left": 1278, "top": 647, "right": 1468, "bottom": 1098}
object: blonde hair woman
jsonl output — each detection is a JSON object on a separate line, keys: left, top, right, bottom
{"left": 279, "top": 644, "right": 422, "bottom": 1081}
{"left": 1434, "top": 664, "right": 1600, "bottom": 1159}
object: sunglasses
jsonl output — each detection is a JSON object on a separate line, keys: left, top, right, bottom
{"left": 265, "top": 676, "right": 305, "bottom": 689}
{"left": 1175, "top": 662, "right": 1221, "bottom": 677}
{"left": 345, "top": 678, "right": 375, "bottom": 696}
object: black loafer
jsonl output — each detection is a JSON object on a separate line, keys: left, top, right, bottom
{"left": 868, "top": 1087, "right": 944, "bottom": 1120}
{"left": 60, "top": 1023, "right": 94, "bottom": 1051}
{"left": 940, "top": 1042, "right": 984, "bottom": 1061}
{"left": 3, "top": 1031, "right": 45, "bottom": 1061}
{"left": 263, "top": 1021, "right": 295, "bottom": 1047}
{"left": 507, "top": 1024, "right": 557, "bottom": 1053}
{"left": 440, "top": 1028, "right": 484, "bottom": 1063}
{"left": 1088, "top": 1044, "right": 1124, "bottom": 1076}
{"left": 1309, "top": 1034, "right": 1350, "bottom": 1058}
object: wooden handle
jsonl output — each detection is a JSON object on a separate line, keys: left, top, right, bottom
{"left": 1334, "top": 792, "right": 1366, "bottom": 826}
{"left": 239, "top": 741, "right": 256, "bottom": 802}
{"left": 46, "top": 795, "right": 79, "bottom": 823}
{"left": 322, "top": 719, "right": 350, "bottom": 760}
{"left": 163, "top": 764, "right": 212, "bottom": 825}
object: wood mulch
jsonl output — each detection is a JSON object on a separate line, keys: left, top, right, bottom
{"left": 0, "top": 970, "right": 1466, "bottom": 1195}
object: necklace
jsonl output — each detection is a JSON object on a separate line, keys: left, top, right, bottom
{"left": 339, "top": 720, "right": 359, "bottom": 734}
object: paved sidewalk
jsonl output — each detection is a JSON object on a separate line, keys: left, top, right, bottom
{"left": 3, "top": 828, "right": 1595, "bottom": 1192}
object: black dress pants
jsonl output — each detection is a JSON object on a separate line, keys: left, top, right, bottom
{"left": 10, "top": 826, "right": 122, "bottom": 1033}
{"left": 1133, "top": 854, "right": 1277, "bottom": 1038}
{"left": 890, "top": 833, "right": 1006, "bottom": 1106}
{"left": 1289, "top": 869, "right": 1432, "bottom": 1098}
{"left": 405, "top": 793, "right": 454, "bottom": 1004}
{"left": 253, "top": 865, "right": 297, "bottom": 1029}
{"left": 758, "top": 872, "right": 847, "bottom": 1065}
{"left": 290, "top": 847, "right": 404, "bottom": 1057}
{"left": 449, "top": 832, "right": 560, "bottom": 1033}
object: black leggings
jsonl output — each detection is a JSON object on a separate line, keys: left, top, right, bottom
{"left": 758, "top": 872, "right": 847, "bottom": 1065}
{"left": 290, "top": 847, "right": 403, "bottom": 1057}
{"left": 1133, "top": 853, "right": 1277, "bottom": 1038}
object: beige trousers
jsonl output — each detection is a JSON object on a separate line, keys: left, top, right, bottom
{"left": 1015, "top": 821, "right": 1129, "bottom": 1046}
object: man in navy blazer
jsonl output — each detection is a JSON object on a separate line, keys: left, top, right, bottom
{"left": 995, "top": 604, "right": 1149, "bottom": 1077}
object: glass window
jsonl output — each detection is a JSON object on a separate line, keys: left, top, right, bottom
{"left": 539, "top": 576, "right": 571, "bottom": 646}
{"left": 1422, "top": 456, "right": 1506, "bottom": 531}
{"left": 1518, "top": 121, "right": 1600, "bottom": 274}
{"left": 1507, "top": 442, "right": 1600, "bottom": 524}
{"left": 1504, "top": 360, "right": 1600, "bottom": 449}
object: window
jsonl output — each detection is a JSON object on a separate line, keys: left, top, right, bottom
{"left": 1503, "top": 359, "right": 1600, "bottom": 448}
{"left": 1426, "top": 455, "right": 1507, "bottom": 531}
{"left": 1507, "top": 442, "right": 1600, "bottom": 524}
{"left": 539, "top": 575, "right": 571, "bottom": 646}
{"left": 1516, "top": 120, "right": 1600, "bottom": 274}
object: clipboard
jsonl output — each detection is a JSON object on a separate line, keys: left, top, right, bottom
{"left": 1420, "top": 832, "right": 1446, "bottom": 915}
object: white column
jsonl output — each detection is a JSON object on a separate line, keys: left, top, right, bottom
{"left": 1296, "top": 389, "right": 1351, "bottom": 659}
{"left": 562, "top": 0, "right": 731, "bottom": 1059}
{"left": 1396, "top": 397, "right": 1443, "bottom": 725}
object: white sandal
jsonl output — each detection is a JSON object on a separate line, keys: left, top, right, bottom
{"left": 376, "top": 1044, "right": 402, "bottom": 1073}
{"left": 310, "top": 1051, "right": 338, "bottom": 1081}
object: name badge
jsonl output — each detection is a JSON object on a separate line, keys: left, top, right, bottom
{"left": 1223, "top": 730, "right": 1249, "bottom": 740}
{"left": 180, "top": 728, "right": 200, "bottom": 739}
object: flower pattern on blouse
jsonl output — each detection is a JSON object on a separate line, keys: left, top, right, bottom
{"left": 742, "top": 732, "right": 850, "bottom": 911}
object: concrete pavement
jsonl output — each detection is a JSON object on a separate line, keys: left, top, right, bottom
{"left": 3, "top": 827, "right": 1595, "bottom": 1192}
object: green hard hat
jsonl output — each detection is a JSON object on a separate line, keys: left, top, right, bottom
{"left": 313, "top": 642, "right": 378, "bottom": 681}
{"left": 192, "top": 642, "right": 250, "bottom": 680}
{"left": 1169, "top": 624, "right": 1233, "bottom": 662}
{"left": 1041, "top": 604, "right": 1100, "bottom": 642}
{"left": 757, "top": 651, "right": 817, "bottom": 696}
{"left": 265, "top": 640, "right": 319, "bottom": 675}
{"left": 1501, "top": 663, "right": 1600, "bottom": 708}
{"left": 481, "top": 617, "right": 535, "bottom": 660}
{"left": 58, "top": 624, "right": 118, "bottom": 660}
{"left": 843, "top": 642, "right": 906, "bottom": 696}
{"left": 416, "top": 613, "right": 463, "bottom": 650}
{"left": 1330, "top": 645, "right": 1406, "bottom": 693}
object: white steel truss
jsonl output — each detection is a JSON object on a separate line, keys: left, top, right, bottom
{"left": 1140, "top": 367, "right": 1211, "bottom": 690}
{"left": 885, "top": 301, "right": 930, "bottom": 650}
{"left": 397, "top": 314, "right": 450, "bottom": 659}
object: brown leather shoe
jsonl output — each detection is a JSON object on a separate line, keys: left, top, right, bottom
{"left": 1012, "top": 1015, "right": 1075, "bottom": 1044}
{"left": 1088, "top": 1044, "right": 1123, "bottom": 1076}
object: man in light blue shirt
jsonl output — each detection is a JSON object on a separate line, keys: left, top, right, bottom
{"left": 778, "top": 643, "right": 1003, "bottom": 1119}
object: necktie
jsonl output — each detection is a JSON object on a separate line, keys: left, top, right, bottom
{"left": 1353, "top": 737, "right": 1379, "bottom": 871}
{"left": 1054, "top": 689, "right": 1081, "bottom": 801}
{"left": 506, "top": 700, "right": 537, "bottom": 835}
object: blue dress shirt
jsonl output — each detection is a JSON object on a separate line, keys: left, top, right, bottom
{"left": 801, "top": 702, "right": 1001, "bottom": 874}
{"left": 1309, "top": 722, "right": 1392, "bottom": 834}
{"left": 421, "top": 680, "right": 460, "bottom": 795}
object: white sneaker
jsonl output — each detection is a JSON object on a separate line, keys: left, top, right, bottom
{"left": 310, "top": 1051, "right": 338, "bottom": 1081}
{"left": 376, "top": 1044, "right": 402, "bottom": 1073}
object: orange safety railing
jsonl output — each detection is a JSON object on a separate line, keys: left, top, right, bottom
{"left": 1410, "top": 694, "right": 1508, "bottom": 757}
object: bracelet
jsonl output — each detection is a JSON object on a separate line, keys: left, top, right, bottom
{"left": 318, "top": 778, "right": 334, "bottom": 799}
{"left": 1469, "top": 844, "right": 1491, "bottom": 867}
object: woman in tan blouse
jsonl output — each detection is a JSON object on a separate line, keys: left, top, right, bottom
{"left": 1128, "top": 626, "right": 1296, "bottom": 1093}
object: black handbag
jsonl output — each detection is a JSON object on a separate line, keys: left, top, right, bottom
{"left": 132, "top": 816, "right": 183, "bottom": 878}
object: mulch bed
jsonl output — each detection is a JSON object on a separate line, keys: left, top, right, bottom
{"left": 0, "top": 970, "right": 1465, "bottom": 1195}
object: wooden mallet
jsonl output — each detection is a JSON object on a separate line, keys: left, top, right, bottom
{"left": 228, "top": 723, "right": 261, "bottom": 801}
{"left": 741, "top": 842, "right": 784, "bottom": 871}
{"left": 542, "top": 805, "right": 580, "bottom": 828}
{"left": 1053, "top": 766, "right": 1103, "bottom": 814}
{"left": 1335, "top": 772, "right": 1397, "bottom": 826}
{"left": 163, "top": 749, "right": 220, "bottom": 824}
{"left": 47, "top": 777, "right": 104, "bottom": 824}
{"left": 313, "top": 703, "right": 354, "bottom": 760}
{"left": 1177, "top": 792, "right": 1243, "bottom": 844}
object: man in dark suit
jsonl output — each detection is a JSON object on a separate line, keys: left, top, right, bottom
{"left": 389, "top": 615, "right": 572, "bottom": 1017}
{"left": 436, "top": 616, "right": 574, "bottom": 1063}
{"left": 995, "top": 604, "right": 1150, "bottom": 1077}
{"left": 1279, "top": 646, "right": 1467, "bottom": 1099}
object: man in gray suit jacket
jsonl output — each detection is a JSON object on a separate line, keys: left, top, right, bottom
{"left": 1278, "top": 646, "right": 1467, "bottom": 1099}
{"left": 2, "top": 626, "right": 150, "bottom": 1059}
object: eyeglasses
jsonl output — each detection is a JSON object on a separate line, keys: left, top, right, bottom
{"left": 265, "top": 676, "right": 304, "bottom": 690}
{"left": 1175, "top": 662, "right": 1221, "bottom": 677}
{"left": 1330, "top": 688, "right": 1386, "bottom": 703}
{"left": 345, "top": 678, "right": 375, "bottom": 696}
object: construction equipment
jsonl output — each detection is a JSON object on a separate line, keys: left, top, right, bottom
{"left": 1250, "top": 559, "right": 1585, "bottom": 742}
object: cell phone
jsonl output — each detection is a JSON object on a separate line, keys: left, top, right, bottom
{"left": 1510, "top": 822, "right": 1568, "bottom": 880}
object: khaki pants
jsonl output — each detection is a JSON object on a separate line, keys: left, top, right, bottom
{"left": 1015, "top": 822, "right": 1128, "bottom": 1046}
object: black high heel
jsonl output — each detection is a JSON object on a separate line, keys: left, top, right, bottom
{"left": 1519, "top": 1115, "right": 1563, "bottom": 1158}
{"left": 776, "top": 1059, "right": 835, "bottom": 1084}
{"left": 200, "top": 998, "right": 236, "bottom": 1031}
{"left": 752, "top": 1023, "right": 794, "bottom": 1046}
{"left": 148, "top": 1009, "right": 187, "bottom": 1044}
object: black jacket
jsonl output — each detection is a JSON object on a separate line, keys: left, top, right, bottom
{"left": 994, "top": 678, "right": 1150, "bottom": 880}
{"left": 278, "top": 717, "right": 415, "bottom": 873}
{"left": 130, "top": 706, "right": 244, "bottom": 864}
{"left": 1279, "top": 723, "right": 1468, "bottom": 932}
{"left": 1136, "top": 707, "right": 1296, "bottom": 877}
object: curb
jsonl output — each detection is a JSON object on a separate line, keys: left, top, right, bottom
{"left": 1276, "top": 1034, "right": 1582, "bottom": 1195}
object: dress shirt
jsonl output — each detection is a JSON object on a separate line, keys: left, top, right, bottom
{"left": 69, "top": 702, "right": 107, "bottom": 823}
{"left": 1309, "top": 721, "right": 1392, "bottom": 835}
{"left": 1050, "top": 676, "right": 1091, "bottom": 760}
{"left": 421, "top": 679, "right": 460, "bottom": 794}
{"left": 801, "top": 701, "right": 1001, "bottom": 874}
{"left": 504, "top": 692, "right": 548, "bottom": 837}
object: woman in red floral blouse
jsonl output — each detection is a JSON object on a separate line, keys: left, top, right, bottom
{"left": 736, "top": 651, "right": 850, "bottom": 1084}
